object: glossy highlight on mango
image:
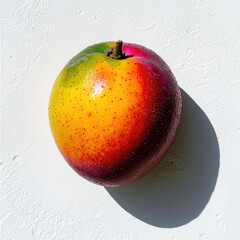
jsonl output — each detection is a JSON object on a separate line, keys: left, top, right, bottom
{"left": 49, "top": 40, "right": 182, "bottom": 186}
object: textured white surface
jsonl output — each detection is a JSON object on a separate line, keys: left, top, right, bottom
{"left": 1, "top": 0, "right": 240, "bottom": 239}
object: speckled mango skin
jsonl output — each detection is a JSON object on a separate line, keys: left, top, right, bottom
{"left": 49, "top": 42, "right": 182, "bottom": 186}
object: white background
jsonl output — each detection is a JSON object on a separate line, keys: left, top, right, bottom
{"left": 1, "top": 0, "right": 240, "bottom": 239}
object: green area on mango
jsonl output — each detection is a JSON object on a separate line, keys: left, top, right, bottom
{"left": 61, "top": 42, "right": 117, "bottom": 88}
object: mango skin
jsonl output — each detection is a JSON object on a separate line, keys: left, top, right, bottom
{"left": 49, "top": 42, "right": 182, "bottom": 186}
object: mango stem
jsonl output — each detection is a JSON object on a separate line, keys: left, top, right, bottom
{"left": 107, "top": 40, "right": 126, "bottom": 59}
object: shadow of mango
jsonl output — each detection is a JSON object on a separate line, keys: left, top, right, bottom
{"left": 105, "top": 90, "right": 220, "bottom": 228}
